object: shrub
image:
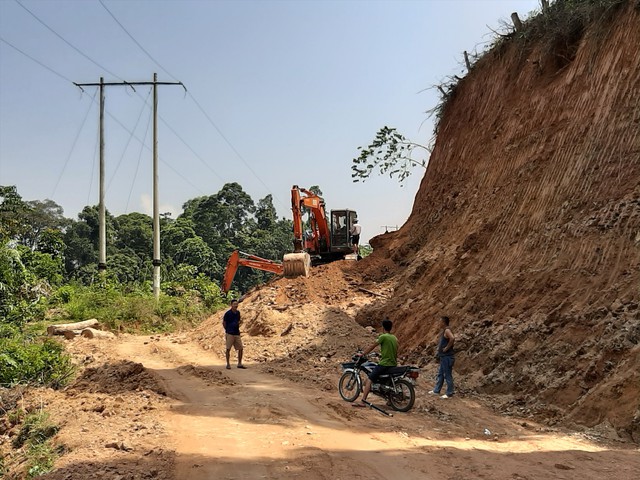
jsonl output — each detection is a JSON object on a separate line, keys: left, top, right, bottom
{"left": 0, "top": 334, "right": 74, "bottom": 389}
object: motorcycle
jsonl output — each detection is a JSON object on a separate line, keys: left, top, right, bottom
{"left": 338, "top": 351, "right": 420, "bottom": 412}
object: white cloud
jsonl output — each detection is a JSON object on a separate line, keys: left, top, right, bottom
{"left": 140, "top": 193, "right": 179, "bottom": 219}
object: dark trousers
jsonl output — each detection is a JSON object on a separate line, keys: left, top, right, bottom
{"left": 434, "top": 355, "right": 455, "bottom": 396}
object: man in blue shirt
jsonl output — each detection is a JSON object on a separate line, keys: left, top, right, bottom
{"left": 222, "top": 299, "right": 246, "bottom": 369}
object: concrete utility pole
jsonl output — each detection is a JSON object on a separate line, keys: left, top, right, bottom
{"left": 74, "top": 74, "right": 184, "bottom": 299}
{"left": 98, "top": 77, "right": 106, "bottom": 275}
{"left": 152, "top": 73, "right": 161, "bottom": 300}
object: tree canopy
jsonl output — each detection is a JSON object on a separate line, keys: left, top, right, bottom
{"left": 1, "top": 182, "right": 293, "bottom": 298}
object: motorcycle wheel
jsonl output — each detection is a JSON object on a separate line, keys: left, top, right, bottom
{"left": 388, "top": 379, "right": 415, "bottom": 412}
{"left": 338, "top": 371, "right": 361, "bottom": 402}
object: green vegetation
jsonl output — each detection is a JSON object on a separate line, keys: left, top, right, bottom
{"left": 0, "top": 328, "right": 74, "bottom": 388}
{"left": 1, "top": 182, "right": 293, "bottom": 389}
{"left": 9, "top": 409, "right": 62, "bottom": 478}
{"left": 1, "top": 181, "right": 295, "bottom": 474}
{"left": 352, "top": 126, "right": 429, "bottom": 185}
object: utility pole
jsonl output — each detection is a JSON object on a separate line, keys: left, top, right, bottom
{"left": 98, "top": 77, "right": 106, "bottom": 276}
{"left": 74, "top": 74, "right": 184, "bottom": 299}
{"left": 152, "top": 73, "right": 161, "bottom": 300}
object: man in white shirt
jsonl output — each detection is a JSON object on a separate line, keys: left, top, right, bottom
{"left": 350, "top": 219, "right": 362, "bottom": 255}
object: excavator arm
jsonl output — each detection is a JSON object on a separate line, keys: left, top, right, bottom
{"left": 290, "top": 185, "right": 330, "bottom": 254}
{"left": 222, "top": 250, "right": 285, "bottom": 294}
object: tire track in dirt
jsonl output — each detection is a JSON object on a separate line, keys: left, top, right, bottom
{"left": 114, "top": 336, "right": 429, "bottom": 480}
{"left": 108, "top": 335, "right": 640, "bottom": 480}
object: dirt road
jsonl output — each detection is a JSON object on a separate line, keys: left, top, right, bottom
{"left": 110, "top": 335, "right": 639, "bottom": 480}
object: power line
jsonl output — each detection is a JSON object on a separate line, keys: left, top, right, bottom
{"left": 60, "top": 86, "right": 205, "bottom": 197}
{"left": 14, "top": 0, "right": 124, "bottom": 81}
{"left": 50, "top": 89, "right": 98, "bottom": 198}
{"left": 8, "top": 1, "right": 217, "bottom": 201}
{"left": 126, "top": 104, "right": 153, "bottom": 213}
{"left": 0, "top": 36, "right": 73, "bottom": 84}
{"left": 187, "top": 92, "right": 286, "bottom": 208}
{"left": 98, "top": 0, "right": 179, "bottom": 82}
{"left": 87, "top": 130, "right": 100, "bottom": 205}
{"left": 94, "top": 0, "right": 283, "bottom": 206}
{"left": 158, "top": 117, "right": 225, "bottom": 184}
{"left": 107, "top": 88, "right": 152, "bottom": 192}
{"left": 96, "top": 1, "right": 227, "bottom": 186}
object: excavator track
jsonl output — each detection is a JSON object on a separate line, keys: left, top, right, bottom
{"left": 282, "top": 252, "right": 311, "bottom": 278}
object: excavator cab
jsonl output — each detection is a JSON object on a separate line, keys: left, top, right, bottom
{"left": 330, "top": 209, "right": 357, "bottom": 253}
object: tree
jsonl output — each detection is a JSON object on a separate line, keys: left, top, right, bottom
{"left": 63, "top": 205, "right": 115, "bottom": 278}
{"left": 114, "top": 212, "right": 153, "bottom": 261}
{"left": 173, "top": 237, "right": 220, "bottom": 278}
{"left": 19, "top": 199, "right": 67, "bottom": 250}
{"left": 0, "top": 185, "right": 29, "bottom": 241}
{"left": 255, "top": 194, "right": 277, "bottom": 230}
{"left": 352, "top": 126, "right": 429, "bottom": 184}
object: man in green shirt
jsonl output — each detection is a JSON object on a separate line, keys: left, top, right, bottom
{"left": 357, "top": 318, "right": 398, "bottom": 406}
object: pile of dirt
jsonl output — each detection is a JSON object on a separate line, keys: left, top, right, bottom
{"left": 193, "top": 262, "right": 384, "bottom": 389}
{"left": 70, "top": 361, "right": 168, "bottom": 397}
{"left": 355, "top": 1, "right": 640, "bottom": 442}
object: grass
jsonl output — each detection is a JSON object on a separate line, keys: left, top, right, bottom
{"left": 48, "top": 279, "right": 227, "bottom": 334}
{"left": 7, "top": 409, "right": 62, "bottom": 478}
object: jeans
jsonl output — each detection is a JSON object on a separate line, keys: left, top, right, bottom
{"left": 434, "top": 355, "right": 455, "bottom": 396}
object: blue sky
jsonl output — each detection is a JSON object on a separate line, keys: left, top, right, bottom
{"left": 0, "top": 0, "right": 540, "bottom": 242}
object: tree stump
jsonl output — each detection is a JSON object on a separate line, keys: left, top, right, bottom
{"left": 511, "top": 12, "right": 523, "bottom": 32}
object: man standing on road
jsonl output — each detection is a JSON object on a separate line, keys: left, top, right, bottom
{"left": 222, "top": 299, "right": 246, "bottom": 369}
{"left": 430, "top": 316, "right": 455, "bottom": 398}
{"left": 350, "top": 218, "right": 362, "bottom": 255}
{"left": 355, "top": 318, "right": 398, "bottom": 407}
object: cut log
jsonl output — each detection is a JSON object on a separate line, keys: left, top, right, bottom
{"left": 81, "top": 328, "right": 115, "bottom": 339}
{"left": 47, "top": 319, "right": 99, "bottom": 336}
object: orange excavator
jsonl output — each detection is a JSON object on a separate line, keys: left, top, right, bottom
{"left": 221, "top": 185, "right": 358, "bottom": 293}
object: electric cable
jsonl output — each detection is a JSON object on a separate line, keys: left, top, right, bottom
{"left": 125, "top": 101, "right": 153, "bottom": 213}
{"left": 158, "top": 117, "right": 225, "bottom": 183}
{"left": 87, "top": 128, "right": 100, "bottom": 205}
{"left": 7, "top": 2, "right": 211, "bottom": 198}
{"left": 94, "top": 1, "right": 282, "bottom": 206}
{"left": 0, "top": 35, "right": 74, "bottom": 84}
{"left": 187, "top": 92, "right": 286, "bottom": 208}
{"left": 107, "top": 87, "right": 152, "bottom": 192}
{"left": 14, "top": 0, "right": 125, "bottom": 81}
{"left": 50, "top": 88, "right": 98, "bottom": 198}
{"left": 98, "top": 0, "right": 179, "bottom": 82}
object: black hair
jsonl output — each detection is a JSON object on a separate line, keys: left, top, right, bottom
{"left": 382, "top": 319, "right": 393, "bottom": 331}
{"left": 231, "top": 299, "right": 239, "bottom": 304}
{"left": 441, "top": 316, "right": 450, "bottom": 326}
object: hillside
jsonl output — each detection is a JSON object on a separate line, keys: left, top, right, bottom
{"left": 356, "top": 0, "right": 640, "bottom": 441}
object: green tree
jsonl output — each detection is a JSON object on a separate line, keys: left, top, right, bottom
{"left": 114, "top": 212, "right": 153, "bottom": 261}
{"left": 19, "top": 199, "right": 67, "bottom": 250}
{"left": 0, "top": 185, "right": 29, "bottom": 241}
{"left": 352, "top": 126, "right": 429, "bottom": 184}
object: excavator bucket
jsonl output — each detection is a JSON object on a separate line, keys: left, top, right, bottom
{"left": 282, "top": 252, "right": 311, "bottom": 278}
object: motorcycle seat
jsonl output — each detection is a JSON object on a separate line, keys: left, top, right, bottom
{"left": 378, "top": 366, "right": 412, "bottom": 377}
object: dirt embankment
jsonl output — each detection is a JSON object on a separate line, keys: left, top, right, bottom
{"left": 355, "top": 2, "right": 640, "bottom": 442}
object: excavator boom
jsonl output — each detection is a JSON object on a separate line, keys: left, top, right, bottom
{"left": 222, "top": 250, "right": 285, "bottom": 294}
